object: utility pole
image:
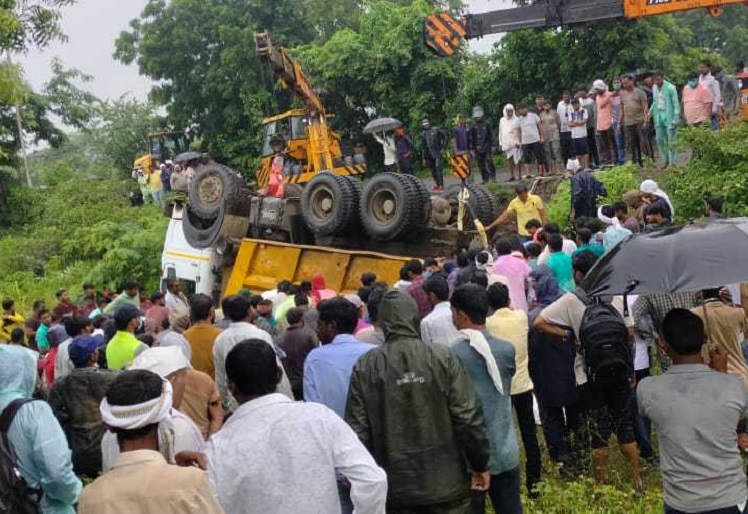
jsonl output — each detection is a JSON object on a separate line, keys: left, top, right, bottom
{"left": 6, "top": 52, "right": 31, "bottom": 187}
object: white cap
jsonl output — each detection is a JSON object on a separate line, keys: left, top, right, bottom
{"left": 640, "top": 179, "right": 658, "bottom": 194}
{"left": 131, "top": 346, "right": 190, "bottom": 378}
{"left": 344, "top": 293, "right": 364, "bottom": 309}
{"left": 592, "top": 79, "right": 607, "bottom": 91}
{"left": 566, "top": 158, "right": 581, "bottom": 172}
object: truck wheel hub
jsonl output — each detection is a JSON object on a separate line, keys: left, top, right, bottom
{"left": 371, "top": 189, "right": 397, "bottom": 223}
{"left": 310, "top": 185, "right": 335, "bottom": 220}
{"left": 198, "top": 176, "right": 223, "bottom": 206}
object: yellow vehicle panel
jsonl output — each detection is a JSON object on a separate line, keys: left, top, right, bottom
{"left": 624, "top": 0, "right": 747, "bottom": 18}
{"left": 225, "top": 239, "right": 411, "bottom": 296}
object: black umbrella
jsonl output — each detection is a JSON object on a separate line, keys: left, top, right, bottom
{"left": 174, "top": 151, "right": 203, "bottom": 164}
{"left": 582, "top": 218, "right": 748, "bottom": 296}
{"left": 363, "top": 117, "right": 402, "bottom": 135}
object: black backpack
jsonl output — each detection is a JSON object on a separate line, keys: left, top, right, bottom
{"left": 0, "top": 399, "right": 42, "bottom": 514}
{"left": 575, "top": 288, "right": 633, "bottom": 387}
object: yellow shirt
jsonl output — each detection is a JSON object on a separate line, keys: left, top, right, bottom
{"left": 507, "top": 194, "right": 545, "bottom": 236}
{"left": 486, "top": 308, "right": 533, "bottom": 394}
{"left": 149, "top": 169, "right": 163, "bottom": 192}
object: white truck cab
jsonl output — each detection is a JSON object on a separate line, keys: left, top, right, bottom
{"left": 161, "top": 206, "right": 218, "bottom": 298}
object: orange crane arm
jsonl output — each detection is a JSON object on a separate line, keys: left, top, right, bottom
{"left": 425, "top": 0, "right": 748, "bottom": 56}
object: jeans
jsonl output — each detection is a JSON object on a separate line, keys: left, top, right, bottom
{"left": 470, "top": 466, "right": 523, "bottom": 514}
{"left": 151, "top": 188, "right": 164, "bottom": 205}
{"left": 655, "top": 124, "right": 677, "bottom": 166}
{"left": 631, "top": 368, "right": 654, "bottom": 458}
{"left": 511, "top": 391, "right": 541, "bottom": 492}
{"left": 475, "top": 152, "right": 495, "bottom": 183}
{"left": 665, "top": 504, "right": 748, "bottom": 514}
{"left": 624, "top": 123, "right": 653, "bottom": 165}
{"left": 425, "top": 155, "right": 444, "bottom": 187}
{"left": 597, "top": 129, "right": 615, "bottom": 166}
{"left": 586, "top": 127, "right": 600, "bottom": 167}
{"left": 338, "top": 480, "right": 353, "bottom": 514}
{"left": 613, "top": 123, "right": 626, "bottom": 164}
{"left": 540, "top": 403, "right": 581, "bottom": 467}
{"left": 398, "top": 157, "right": 413, "bottom": 175}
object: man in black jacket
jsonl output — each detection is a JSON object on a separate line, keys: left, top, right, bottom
{"left": 469, "top": 106, "right": 496, "bottom": 184}
{"left": 346, "top": 290, "right": 490, "bottom": 513}
{"left": 421, "top": 119, "right": 448, "bottom": 192}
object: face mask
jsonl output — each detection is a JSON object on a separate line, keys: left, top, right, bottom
{"left": 688, "top": 80, "right": 698, "bottom": 89}
{"left": 423, "top": 271, "right": 433, "bottom": 279}
{"left": 612, "top": 83, "right": 621, "bottom": 91}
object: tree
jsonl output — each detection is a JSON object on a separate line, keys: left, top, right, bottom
{"left": 675, "top": 6, "right": 748, "bottom": 68}
{"left": 0, "top": 0, "right": 75, "bottom": 52}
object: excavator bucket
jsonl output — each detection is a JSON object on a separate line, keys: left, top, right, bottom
{"left": 424, "top": 11, "right": 467, "bottom": 57}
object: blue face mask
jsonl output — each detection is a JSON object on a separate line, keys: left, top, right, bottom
{"left": 688, "top": 80, "right": 698, "bottom": 89}
{"left": 423, "top": 271, "right": 433, "bottom": 279}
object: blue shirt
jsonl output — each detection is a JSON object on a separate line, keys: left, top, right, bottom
{"left": 546, "top": 251, "right": 576, "bottom": 292}
{"left": 452, "top": 331, "right": 520, "bottom": 475}
{"left": 303, "top": 334, "right": 375, "bottom": 418}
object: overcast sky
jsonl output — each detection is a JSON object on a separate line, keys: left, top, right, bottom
{"left": 20, "top": 0, "right": 511, "bottom": 101}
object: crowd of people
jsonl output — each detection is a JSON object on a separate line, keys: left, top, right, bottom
{"left": 1, "top": 165, "right": 746, "bottom": 514}
{"left": 373, "top": 59, "right": 744, "bottom": 191}
{"left": 130, "top": 158, "right": 197, "bottom": 207}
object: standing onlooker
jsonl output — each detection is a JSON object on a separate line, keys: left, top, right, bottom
{"left": 183, "top": 293, "right": 222, "bottom": 379}
{"left": 499, "top": 104, "right": 522, "bottom": 181}
{"left": 304, "top": 298, "right": 374, "bottom": 418}
{"left": 405, "top": 259, "right": 431, "bottom": 321}
{"left": 145, "top": 292, "right": 169, "bottom": 333}
{"left": 53, "top": 289, "right": 78, "bottom": 320}
{"left": 106, "top": 305, "right": 148, "bottom": 371}
{"left": 206, "top": 340, "right": 387, "bottom": 514}
{"left": 545, "top": 233, "right": 575, "bottom": 292}
{"left": 420, "top": 275, "right": 459, "bottom": 346}
{"left": 580, "top": 89, "right": 600, "bottom": 168}
{"left": 570, "top": 166, "right": 607, "bottom": 222}
{"left": 628, "top": 308, "right": 657, "bottom": 467}
{"left": 149, "top": 165, "right": 164, "bottom": 206}
{"left": 683, "top": 72, "right": 713, "bottom": 127}
{"left": 165, "top": 278, "right": 190, "bottom": 312}
{"left": 568, "top": 98, "right": 589, "bottom": 169}
{"left": 519, "top": 104, "right": 545, "bottom": 178}
{"left": 469, "top": 106, "right": 496, "bottom": 183}
{"left": 0, "top": 298, "right": 25, "bottom": 343}
{"left": 49, "top": 335, "right": 116, "bottom": 478}
{"left": 373, "top": 132, "right": 397, "bottom": 173}
{"left": 394, "top": 126, "right": 415, "bottom": 175}
{"left": 278, "top": 307, "right": 318, "bottom": 400}
{"left": 716, "top": 66, "right": 742, "bottom": 120}
{"left": 557, "top": 91, "right": 574, "bottom": 165}
{"left": 170, "top": 164, "right": 189, "bottom": 193}
{"left": 346, "top": 291, "right": 490, "bottom": 512}
{"left": 36, "top": 308, "right": 53, "bottom": 352}
{"left": 486, "top": 282, "right": 540, "bottom": 495}
{"left": 698, "top": 59, "right": 722, "bottom": 130}
{"left": 620, "top": 74, "right": 652, "bottom": 165}
{"left": 610, "top": 78, "right": 626, "bottom": 164}
{"left": 452, "top": 113, "right": 471, "bottom": 156}
{"left": 135, "top": 168, "right": 152, "bottom": 204}
{"left": 492, "top": 237, "right": 531, "bottom": 312}
{"left": 56, "top": 315, "right": 93, "bottom": 383}
{"left": 593, "top": 80, "right": 615, "bottom": 166}
{"left": 540, "top": 101, "right": 561, "bottom": 175}
{"left": 0, "top": 345, "right": 82, "bottom": 512}
{"left": 104, "top": 279, "right": 140, "bottom": 315}
{"left": 181, "top": 365, "right": 224, "bottom": 442}
{"left": 487, "top": 182, "right": 548, "bottom": 241}
{"left": 421, "top": 119, "right": 447, "bottom": 192}
{"left": 451, "top": 285, "right": 521, "bottom": 512}
{"left": 79, "top": 369, "right": 223, "bottom": 514}
{"left": 650, "top": 71, "right": 680, "bottom": 168}
{"left": 638, "top": 309, "right": 748, "bottom": 514}
{"left": 160, "top": 163, "right": 172, "bottom": 195}
{"left": 213, "top": 295, "right": 292, "bottom": 412}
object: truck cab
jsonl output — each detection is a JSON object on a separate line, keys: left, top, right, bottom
{"left": 161, "top": 205, "right": 218, "bottom": 299}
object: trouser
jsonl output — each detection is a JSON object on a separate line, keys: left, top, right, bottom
{"left": 711, "top": 113, "right": 720, "bottom": 131}
{"left": 540, "top": 403, "right": 581, "bottom": 468}
{"left": 426, "top": 155, "right": 444, "bottom": 187}
{"left": 384, "top": 164, "right": 398, "bottom": 173}
{"left": 139, "top": 187, "right": 153, "bottom": 204}
{"left": 398, "top": 157, "right": 413, "bottom": 175}
{"left": 597, "top": 129, "right": 615, "bottom": 166}
{"left": 625, "top": 123, "right": 653, "bottom": 165}
{"left": 630, "top": 368, "right": 654, "bottom": 459}
{"left": 613, "top": 123, "right": 625, "bottom": 164}
{"left": 475, "top": 152, "right": 495, "bottom": 183}
{"left": 390, "top": 498, "right": 471, "bottom": 514}
{"left": 470, "top": 466, "right": 523, "bottom": 514}
{"left": 586, "top": 127, "right": 600, "bottom": 167}
{"left": 655, "top": 124, "right": 677, "bottom": 166}
{"left": 511, "top": 391, "right": 541, "bottom": 492}
{"left": 338, "top": 481, "right": 353, "bottom": 514}
{"left": 560, "top": 131, "right": 573, "bottom": 163}
{"left": 665, "top": 505, "right": 748, "bottom": 514}
{"left": 151, "top": 189, "right": 164, "bottom": 205}
{"left": 590, "top": 380, "right": 636, "bottom": 450}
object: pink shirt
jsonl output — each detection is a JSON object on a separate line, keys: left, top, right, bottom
{"left": 492, "top": 252, "right": 531, "bottom": 312}
{"left": 596, "top": 92, "right": 613, "bottom": 131}
{"left": 683, "top": 84, "right": 712, "bottom": 125}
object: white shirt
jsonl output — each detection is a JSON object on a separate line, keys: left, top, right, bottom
{"left": 557, "top": 101, "right": 572, "bottom": 132}
{"left": 373, "top": 134, "right": 397, "bottom": 166}
{"left": 519, "top": 112, "right": 541, "bottom": 144}
{"left": 213, "top": 322, "right": 292, "bottom": 412}
{"left": 569, "top": 108, "right": 588, "bottom": 139}
{"left": 499, "top": 116, "right": 521, "bottom": 149}
{"left": 101, "top": 409, "right": 204, "bottom": 472}
{"left": 206, "top": 394, "right": 387, "bottom": 514}
{"left": 537, "top": 238, "right": 577, "bottom": 265}
{"left": 165, "top": 291, "right": 189, "bottom": 312}
{"left": 55, "top": 338, "right": 74, "bottom": 382}
{"left": 420, "top": 302, "right": 460, "bottom": 347}
{"left": 699, "top": 72, "right": 722, "bottom": 112}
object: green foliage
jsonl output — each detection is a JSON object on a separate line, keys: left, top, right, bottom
{"left": 0, "top": 0, "right": 74, "bottom": 53}
{"left": 546, "top": 165, "right": 641, "bottom": 227}
{"left": 675, "top": 5, "right": 748, "bottom": 67}
{"left": 661, "top": 123, "right": 748, "bottom": 220}
{"left": 0, "top": 134, "right": 167, "bottom": 311}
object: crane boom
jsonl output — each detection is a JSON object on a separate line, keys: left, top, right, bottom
{"left": 425, "top": 0, "right": 748, "bottom": 56}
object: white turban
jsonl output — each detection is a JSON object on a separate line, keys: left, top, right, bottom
{"left": 131, "top": 346, "right": 190, "bottom": 378}
{"left": 593, "top": 79, "right": 607, "bottom": 92}
{"left": 100, "top": 378, "right": 173, "bottom": 430}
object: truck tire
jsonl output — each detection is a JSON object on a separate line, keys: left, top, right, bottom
{"left": 182, "top": 203, "right": 251, "bottom": 249}
{"left": 188, "top": 163, "right": 246, "bottom": 219}
{"left": 466, "top": 184, "right": 498, "bottom": 226}
{"left": 301, "top": 173, "right": 357, "bottom": 236}
{"left": 399, "top": 174, "right": 432, "bottom": 228}
{"left": 360, "top": 173, "right": 418, "bottom": 241}
{"left": 441, "top": 184, "right": 491, "bottom": 230}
